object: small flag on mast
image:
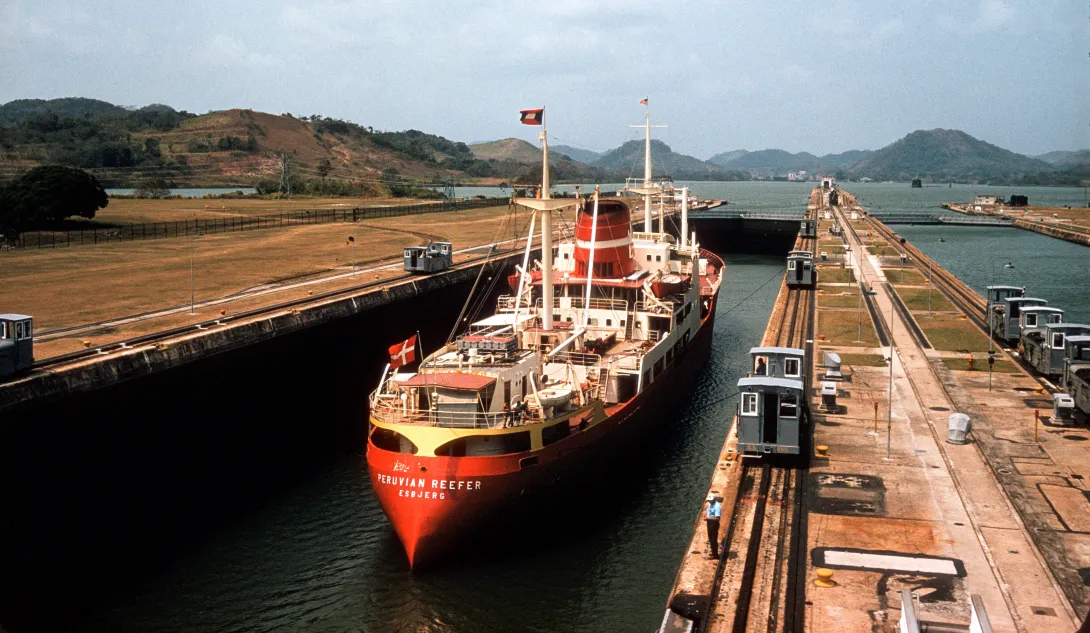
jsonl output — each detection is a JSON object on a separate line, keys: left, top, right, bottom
{"left": 519, "top": 108, "right": 544, "bottom": 125}
{"left": 640, "top": 98, "right": 648, "bottom": 105}
{"left": 388, "top": 334, "right": 417, "bottom": 370}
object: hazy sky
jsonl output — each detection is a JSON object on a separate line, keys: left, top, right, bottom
{"left": 1, "top": 0, "right": 1086, "bottom": 158}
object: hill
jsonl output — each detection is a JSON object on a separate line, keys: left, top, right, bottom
{"left": 0, "top": 98, "right": 515, "bottom": 191}
{"left": 469, "top": 138, "right": 543, "bottom": 163}
{"left": 0, "top": 97, "right": 128, "bottom": 124}
{"left": 551, "top": 145, "right": 602, "bottom": 164}
{"left": 1035, "top": 150, "right": 1090, "bottom": 169}
{"left": 592, "top": 139, "right": 746, "bottom": 180}
{"left": 846, "top": 129, "right": 1052, "bottom": 182}
{"left": 709, "top": 148, "right": 874, "bottom": 175}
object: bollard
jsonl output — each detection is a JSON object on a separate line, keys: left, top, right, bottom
{"left": 82, "top": 340, "right": 91, "bottom": 348}
{"left": 220, "top": 309, "right": 226, "bottom": 316}
{"left": 814, "top": 568, "right": 836, "bottom": 588}
{"left": 1034, "top": 409, "right": 1039, "bottom": 443}
{"left": 816, "top": 445, "right": 829, "bottom": 457}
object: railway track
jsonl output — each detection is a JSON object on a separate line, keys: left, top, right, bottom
{"left": 26, "top": 245, "right": 523, "bottom": 374}
{"left": 704, "top": 225, "right": 816, "bottom": 633}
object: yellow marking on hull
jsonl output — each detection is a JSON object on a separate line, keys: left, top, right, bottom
{"left": 370, "top": 401, "right": 606, "bottom": 456}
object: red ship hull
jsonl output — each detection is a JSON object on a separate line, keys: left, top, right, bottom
{"left": 367, "top": 279, "right": 722, "bottom": 568}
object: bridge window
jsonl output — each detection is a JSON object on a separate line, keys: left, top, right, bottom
{"left": 646, "top": 255, "right": 652, "bottom": 262}
{"left": 605, "top": 319, "right": 612, "bottom": 326}
{"left": 656, "top": 255, "right": 662, "bottom": 262}
{"left": 741, "top": 393, "right": 758, "bottom": 416}
{"left": 785, "top": 358, "right": 800, "bottom": 377}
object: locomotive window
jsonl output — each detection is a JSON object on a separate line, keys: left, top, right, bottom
{"left": 15, "top": 322, "right": 23, "bottom": 340}
{"left": 656, "top": 255, "right": 662, "bottom": 262}
{"left": 741, "top": 393, "right": 758, "bottom": 416}
{"left": 784, "top": 358, "right": 800, "bottom": 377}
{"left": 23, "top": 321, "right": 30, "bottom": 339}
{"left": 787, "top": 260, "right": 796, "bottom": 270}
{"left": 779, "top": 395, "right": 798, "bottom": 417}
{"left": 0, "top": 322, "right": 6, "bottom": 339}
{"left": 1025, "top": 314, "right": 1037, "bottom": 327}
{"left": 1052, "top": 332, "right": 1065, "bottom": 348}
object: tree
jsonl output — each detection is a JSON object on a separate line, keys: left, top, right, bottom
{"left": 0, "top": 165, "right": 108, "bottom": 239}
{"left": 316, "top": 157, "right": 332, "bottom": 183}
{"left": 135, "top": 177, "right": 171, "bottom": 198}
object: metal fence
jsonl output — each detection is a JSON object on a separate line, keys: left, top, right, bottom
{"left": 9, "top": 197, "right": 507, "bottom": 250}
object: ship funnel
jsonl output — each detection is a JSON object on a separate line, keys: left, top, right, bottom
{"left": 574, "top": 200, "right": 636, "bottom": 278}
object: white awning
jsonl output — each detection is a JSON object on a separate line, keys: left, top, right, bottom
{"left": 514, "top": 198, "right": 579, "bottom": 211}
{"left": 472, "top": 313, "right": 535, "bottom": 327}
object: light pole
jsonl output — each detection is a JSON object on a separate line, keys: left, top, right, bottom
{"left": 189, "top": 221, "right": 196, "bottom": 314}
{"left": 349, "top": 235, "right": 356, "bottom": 276}
{"left": 886, "top": 293, "right": 895, "bottom": 461}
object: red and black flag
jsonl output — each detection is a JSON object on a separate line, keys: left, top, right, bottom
{"left": 640, "top": 98, "right": 648, "bottom": 105}
{"left": 519, "top": 108, "right": 544, "bottom": 125}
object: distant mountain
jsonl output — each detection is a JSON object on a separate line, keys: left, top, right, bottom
{"left": 0, "top": 97, "right": 128, "bottom": 124}
{"left": 846, "top": 129, "right": 1052, "bottom": 183}
{"left": 707, "top": 149, "right": 750, "bottom": 166}
{"left": 708, "top": 148, "right": 875, "bottom": 174}
{"left": 1035, "top": 150, "right": 1090, "bottom": 169}
{"left": 822, "top": 150, "right": 874, "bottom": 168}
{"left": 592, "top": 139, "right": 744, "bottom": 180}
{"left": 468, "top": 138, "right": 543, "bottom": 163}
{"left": 551, "top": 144, "right": 602, "bottom": 164}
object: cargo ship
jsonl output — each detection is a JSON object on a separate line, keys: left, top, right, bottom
{"left": 366, "top": 103, "right": 725, "bottom": 567}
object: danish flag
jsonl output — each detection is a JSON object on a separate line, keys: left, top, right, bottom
{"left": 388, "top": 335, "right": 417, "bottom": 369}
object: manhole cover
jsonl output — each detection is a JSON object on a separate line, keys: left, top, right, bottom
{"left": 930, "top": 406, "right": 950, "bottom": 412}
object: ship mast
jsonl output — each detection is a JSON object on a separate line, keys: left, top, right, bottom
{"left": 628, "top": 99, "right": 666, "bottom": 233}
{"left": 539, "top": 110, "right": 554, "bottom": 332}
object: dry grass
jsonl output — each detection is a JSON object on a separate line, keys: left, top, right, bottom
{"left": 866, "top": 244, "right": 900, "bottom": 257}
{"left": 95, "top": 196, "right": 437, "bottom": 224}
{"left": 818, "top": 307, "right": 880, "bottom": 347}
{"left": 918, "top": 315, "right": 991, "bottom": 352}
{"left": 0, "top": 205, "right": 524, "bottom": 334}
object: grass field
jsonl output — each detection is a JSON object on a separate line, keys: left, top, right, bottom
{"left": 818, "top": 308, "right": 880, "bottom": 347}
{"left": 94, "top": 196, "right": 439, "bottom": 224}
{"left": 819, "top": 286, "right": 862, "bottom": 309}
{"left": 866, "top": 244, "right": 901, "bottom": 257}
{"left": 918, "top": 315, "right": 991, "bottom": 352}
{"left": 886, "top": 268, "right": 927, "bottom": 285}
{"left": 817, "top": 267, "right": 855, "bottom": 284}
{"left": 896, "top": 287, "right": 956, "bottom": 312}
{"left": 0, "top": 204, "right": 524, "bottom": 334}
{"left": 836, "top": 353, "right": 888, "bottom": 367}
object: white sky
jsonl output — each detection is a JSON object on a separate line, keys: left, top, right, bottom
{"left": 1, "top": 0, "right": 1087, "bottom": 158}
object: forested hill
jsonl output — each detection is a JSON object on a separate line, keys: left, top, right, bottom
{"left": 845, "top": 129, "right": 1052, "bottom": 182}
{"left": 592, "top": 140, "right": 747, "bottom": 181}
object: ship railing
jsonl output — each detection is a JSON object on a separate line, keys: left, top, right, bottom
{"left": 369, "top": 392, "right": 507, "bottom": 429}
{"left": 550, "top": 350, "right": 601, "bottom": 367}
{"left": 533, "top": 297, "right": 629, "bottom": 312}
{"left": 635, "top": 301, "right": 673, "bottom": 316}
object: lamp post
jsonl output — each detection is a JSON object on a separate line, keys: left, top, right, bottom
{"left": 927, "top": 257, "right": 933, "bottom": 318}
{"left": 886, "top": 293, "right": 895, "bottom": 461}
{"left": 189, "top": 219, "right": 197, "bottom": 314}
{"left": 349, "top": 235, "right": 356, "bottom": 276}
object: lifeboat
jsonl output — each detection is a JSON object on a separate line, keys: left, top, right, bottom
{"left": 651, "top": 274, "right": 684, "bottom": 298}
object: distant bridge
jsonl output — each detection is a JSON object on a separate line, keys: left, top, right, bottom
{"left": 871, "top": 213, "right": 1015, "bottom": 226}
